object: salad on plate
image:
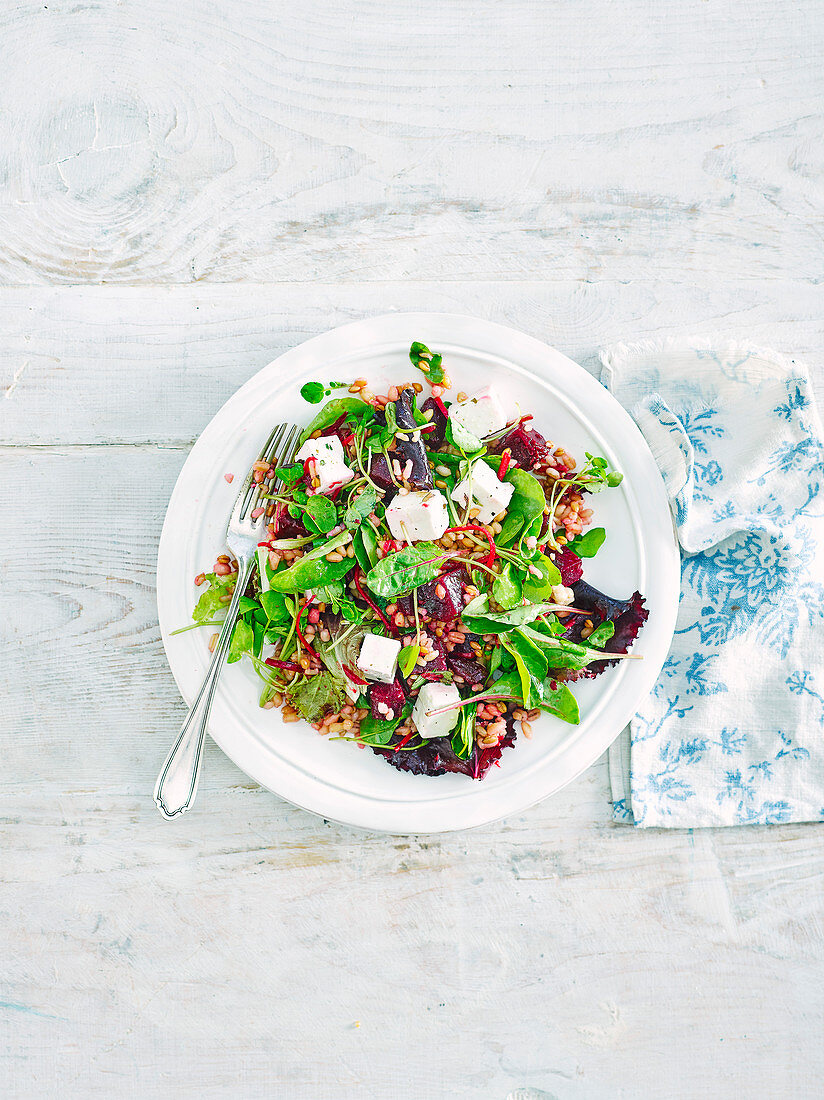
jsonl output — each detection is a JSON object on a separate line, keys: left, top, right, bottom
{"left": 184, "top": 342, "right": 648, "bottom": 780}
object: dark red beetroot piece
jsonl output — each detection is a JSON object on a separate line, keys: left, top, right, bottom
{"left": 445, "top": 640, "right": 487, "bottom": 689}
{"left": 397, "top": 565, "right": 470, "bottom": 624}
{"left": 491, "top": 422, "right": 549, "bottom": 470}
{"left": 553, "top": 547, "right": 584, "bottom": 586}
{"left": 418, "top": 638, "right": 448, "bottom": 679}
{"left": 393, "top": 387, "right": 434, "bottom": 490}
{"left": 420, "top": 395, "right": 449, "bottom": 447}
{"left": 369, "top": 452, "right": 396, "bottom": 497}
{"left": 369, "top": 387, "right": 434, "bottom": 497}
{"left": 374, "top": 722, "right": 517, "bottom": 780}
{"left": 368, "top": 677, "right": 407, "bottom": 720}
{"left": 274, "top": 509, "right": 309, "bottom": 540}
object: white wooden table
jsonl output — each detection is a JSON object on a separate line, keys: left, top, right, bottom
{"left": 2, "top": 2, "right": 823, "bottom": 1096}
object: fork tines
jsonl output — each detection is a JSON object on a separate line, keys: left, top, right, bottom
{"left": 238, "top": 423, "right": 301, "bottom": 523}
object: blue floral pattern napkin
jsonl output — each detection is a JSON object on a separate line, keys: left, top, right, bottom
{"left": 601, "top": 340, "right": 824, "bottom": 827}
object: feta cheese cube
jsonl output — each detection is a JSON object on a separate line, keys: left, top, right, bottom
{"left": 451, "top": 458, "right": 515, "bottom": 524}
{"left": 385, "top": 489, "right": 449, "bottom": 542}
{"left": 357, "top": 633, "right": 401, "bottom": 684}
{"left": 450, "top": 385, "right": 508, "bottom": 440}
{"left": 551, "top": 584, "right": 576, "bottom": 606}
{"left": 295, "top": 435, "right": 354, "bottom": 493}
{"left": 412, "top": 682, "right": 461, "bottom": 740}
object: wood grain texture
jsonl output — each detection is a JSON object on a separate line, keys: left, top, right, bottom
{"left": 0, "top": 0, "right": 822, "bottom": 286}
{"left": 2, "top": 0, "right": 824, "bottom": 1095}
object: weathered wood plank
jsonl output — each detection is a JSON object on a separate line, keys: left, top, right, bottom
{"left": 1, "top": 283, "right": 822, "bottom": 445}
{"left": 0, "top": 0, "right": 821, "bottom": 284}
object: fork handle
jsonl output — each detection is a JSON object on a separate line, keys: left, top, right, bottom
{"left": 154, "top": 555, "right": 256, "bottom": 818}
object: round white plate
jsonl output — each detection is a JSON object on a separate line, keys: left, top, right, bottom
{"left": 157, "top": 313, "right": 679, "bottom": 833}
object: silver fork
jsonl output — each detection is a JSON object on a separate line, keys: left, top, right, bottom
{"left": 154, "top": 422, "right": 301, "bottom": 818}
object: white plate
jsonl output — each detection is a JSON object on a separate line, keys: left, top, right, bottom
{"left": 157, "top": 313, "right": 679, "bottom": 833}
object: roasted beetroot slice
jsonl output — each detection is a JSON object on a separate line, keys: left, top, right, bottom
{"left": 492, "top": 423, "right": 549, "bottom": 469}
{"left": 368, "top": 677, "right": 407, "bottom": 720}
{"left": 420, "top": 395, "right": 449, "bottom": 446}
{"left": 369, "top": 453, "right": 396, "bottom": 498}
{"left": 553, "top": 547, "right": 584, "bottom": 586}
{"left": 374, "top": 723, "right": 516, "bottom": 779}
{"left": 392, "top": 388, "right": 433, "bottom": 490}
{"left": 419, "top": 640, "right": 448, "bottom": 679}
{"left": 397, "top": 565, "right": 469, "bottom": 623}
{"left": 274, "top": 511, "right": 309, "bottom": 539}
{"left": 445, "top": 642, "right": 487, "bottom": 689}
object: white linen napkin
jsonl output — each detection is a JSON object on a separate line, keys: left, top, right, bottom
{"left": 601, "top": 340, "right": 824, "bottom": 827}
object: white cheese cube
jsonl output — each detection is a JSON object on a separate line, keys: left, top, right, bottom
{"left": 357, "top": 633, "right": 401, "bottom": 684}
{"left": 385, "top": 489, "right": 449, "bottom": 542}
{"left": 295, "top": 435, "right": 354, "bottom": 493}
{"left": 412, "top": 682, "right": 461, "bottom": 740}
{"left": 450, "top": 386, "right": 508, "bottom": 440}
{"left": 451, "top": 458, "right": 515, "bottom": 524}
{"left": 551, "top": 584, "right": 575, "bottom": 606}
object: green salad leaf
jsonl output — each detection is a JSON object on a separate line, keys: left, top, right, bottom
{"left": 343, "top": 486, "right": 378, "bottom": 530}
{"left": 303, "top": 494, "right": 337, "bottom": 534}
{"left": 534, "top": 679, "right": 580, "bottom": 724}
{"left": 358, "top": 702, "right": 413, "bottom": 746}
{"left": 192, "top": 572, "right": 236, "bottom": 623}
{"left": 409, "top": 341, "right": 446, "bottom": 385}
{"left": 299, "top": 397, "right": 368, "bottom": 444}
{"left": 452, "top": 702, "right": 477, "bottom": 759}
{"left": 492, "top": 562, "right": 523, "bottom": 610}
{"left": 365, "top": 543, "right": 444, "bottom": 598}
{"left": 565, "top": 527, "right": 606, "bottom": 558}
{"left": 300, "top": 382, "right": 326, "bottom": 404}
{"left": 446, "top": 415, "right": 483, "bottom": 456}
{"left": 287, "top": 672, "right": 347, "bottom": 723}
{"left": 227, "top": 618, "right": 254, "bottom": 664}
{"left": 398, "top": 644, "right": 420, "bottom": 678}
{"left": 521, "top": 553, "right": 562, "bottom": 601}
{"left": 497, "top": 468, "right": 546, "bottom": 547}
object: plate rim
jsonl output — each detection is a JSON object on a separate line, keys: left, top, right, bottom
{"left": 157, "top": 312, "right": 679, "bottom": 833}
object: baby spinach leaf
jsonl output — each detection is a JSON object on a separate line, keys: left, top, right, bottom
{"left": 497, "top": 468, "right": 546, "bottom": 547}
{"left": 534, "top": 679, "right": 580, "bottom": 724}
{"left": 299, "top": 397, "right": 367, "bottom": 444}
{"left": 565, "top": 527, "right": 606, "bottom": 558}
{"left": 586, "top": 620, "right": 615, "bottom": 648}
{"left": 227, "top": 618, "right": 254, "bottom": 664}
{"left": 446, "top": 415, "right": 483, "bottom": 456}
{"left": 268, "top": 555, "right": 355, "bottom": 593}
{"left": 237, "top": 595, "right": 260, "bottom": 615}
{"left": 300, "top": 381, "right": 326, "bottom": 404}
{"left": 462, "top": 596, "right": 553, "bottom": 634}
{"left": 344, "top": 486, "right": 378, "bottom": 530}
{"left": 303, "top": 494, "right": 337, "bottom": 534}
{"left": 492, "top": 562, "right": 523, "bottom": 610}
{"left": 499, "top": 638, "right": 534, "bottom": 706}
{"left": 398, "top": 644, "right": 420, "bottom": 678}
{"left": 521, "top": 554, "right": 562, "bottom": 601}
{"left": 409, "top": 341, "right": 446, "bottom": 385}
{"left": 275, "top": 462, "right": 303, "bottom": 485}
{"left": 259, "top": 590, "right": 291, "bottom": 623}
{"left": 365, "top": 543, "right": 444, "bottom": 598}
{"left": 287, "top": 672, "right": 347, "bottom": 723}
{"left": 353, "top": 524, "right": 379, "bottom": 572}
{"left": 358, "top": 702, "right": 413, "bottom": 746}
